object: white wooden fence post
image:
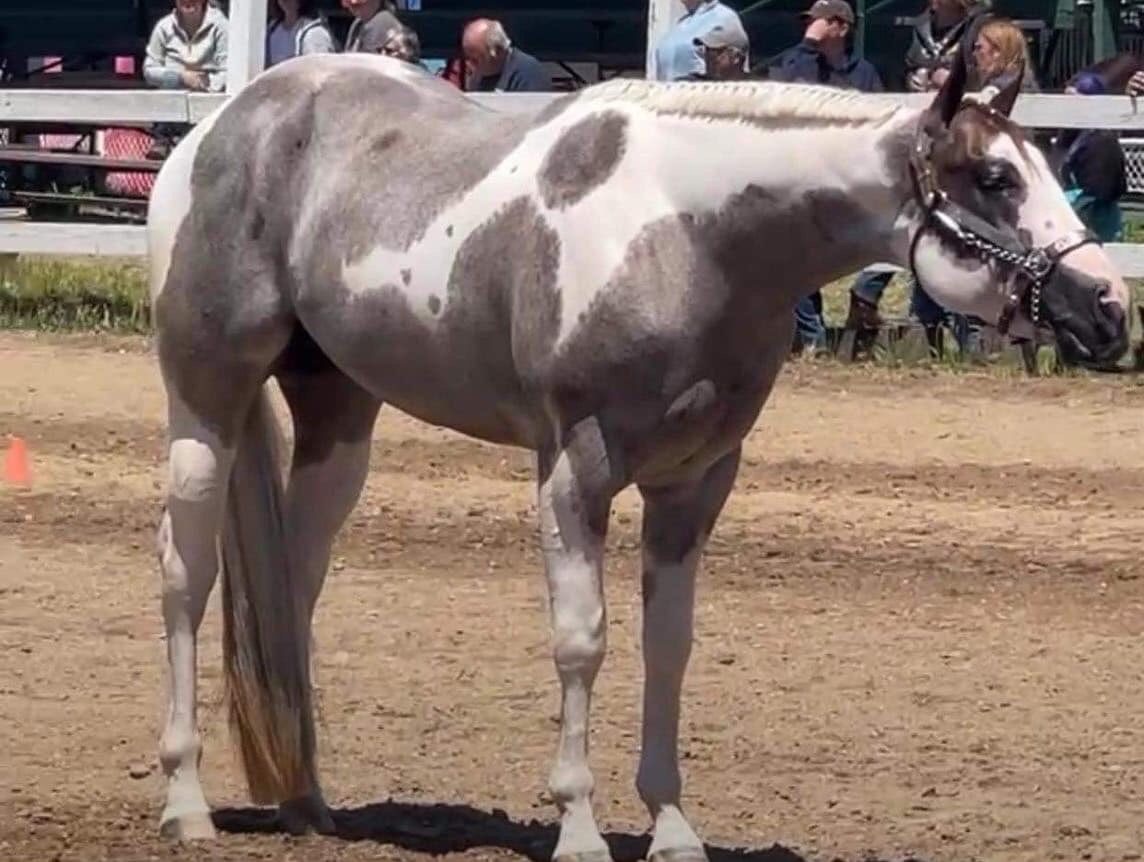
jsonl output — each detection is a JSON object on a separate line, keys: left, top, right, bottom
{"left": 646, "top": 0, "right": 687, "bottom": 80}
{"left": 226, "top": 0, "right": 268, "bottom": 94}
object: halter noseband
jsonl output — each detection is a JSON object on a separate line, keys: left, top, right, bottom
{"left": 905, "top": 108, "right": 1100, "bottom": 336}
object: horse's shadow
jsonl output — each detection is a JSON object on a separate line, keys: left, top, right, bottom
{"left": 212, "top": 800, "right": 812, "bottom": 862}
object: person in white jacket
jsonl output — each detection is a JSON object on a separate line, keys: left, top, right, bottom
{"left": 142, "top": 0, "right": 229, "bottom": 159}
{"left": 143, "top": 0, "right": 228, "bottom": 93}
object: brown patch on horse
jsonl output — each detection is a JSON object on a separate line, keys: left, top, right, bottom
{"left": 538, "top": 111, "right": 629, "bottom": 210}
{"left": 930, "top": 104, "right": 1030, "bottom": 231}
{"left": 298, "top": 196, "right": 560, "bottom": 448}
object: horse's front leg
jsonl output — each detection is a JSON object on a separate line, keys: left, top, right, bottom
{"left": 537, "top": 421, "right": 620, "bottom": 862}
{"left": 636, "top": 446, "right": 742, "bottom": 862}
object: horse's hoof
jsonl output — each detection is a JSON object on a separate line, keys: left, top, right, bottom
{"left": 279, "top": 795, "right": 336, "bottom": 836}
{"left": 649, "top": 847, "right": 710, "bottom": 862}
{"left": 159, "top": 809, "right": 217, "bottom": 841}
{"left": 553, "top": 850, "right": 614, "bottom": 862}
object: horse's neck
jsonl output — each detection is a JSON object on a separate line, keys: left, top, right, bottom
{"left": 641, "top": 106, "right": 919, "bottom": 292}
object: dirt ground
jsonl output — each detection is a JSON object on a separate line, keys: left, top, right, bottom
{"left": 2, "top": 332, "right": 1144, "bottom": 862}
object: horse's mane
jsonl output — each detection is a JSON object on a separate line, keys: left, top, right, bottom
{"left": 576, "top": 78, "right": 905, "bottom": 129}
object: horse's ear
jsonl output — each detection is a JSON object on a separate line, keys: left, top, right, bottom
{"left": 926, "top": 41, "right": 969, "bottom": 131}
{"left": 988, "top": 62, "right": 1023, "bottom": 117}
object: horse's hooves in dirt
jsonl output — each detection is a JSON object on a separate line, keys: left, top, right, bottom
{"left": 278, "top": 795, "right": 336, "bottom": 836}
{"left": 158, "top": 809, "right": 217, "bottom": 841}
{"left": 649, "top": 846, "right": 710, "bottom": 862}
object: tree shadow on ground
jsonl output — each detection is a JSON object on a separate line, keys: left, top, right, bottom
{"left": 214, "top": 800, "right": 924, "bottom": 862}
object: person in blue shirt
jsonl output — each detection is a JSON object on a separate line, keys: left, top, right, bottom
{"left": 653, "top": 0, "right": 747, "bottom": 82}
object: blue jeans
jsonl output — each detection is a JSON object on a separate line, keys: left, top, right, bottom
{"left": 853, "top": 270, "right": 979, "bottom": 353}
{"left": 851, "top": 269, "right": 894, "bottom": 305}
{"left": 794, "top": 291, "right": 826, "bottom": 350}
{"left": 910, "top": 281, "right": 981, "bottom": 352}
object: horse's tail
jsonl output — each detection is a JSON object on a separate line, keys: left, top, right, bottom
{"left": 221, "top": 385, "right": 316, "bottom": 804}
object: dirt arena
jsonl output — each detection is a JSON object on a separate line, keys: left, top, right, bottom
{"left": 2, "top": 331, "right": 1144, "bottom": 862}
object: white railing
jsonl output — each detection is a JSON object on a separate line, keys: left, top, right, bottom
{"left": 7, "top": 90, "right": 1144, "bottom": 127}
{"left": 5, "top": 88, "right": 1144, "bottom": 276}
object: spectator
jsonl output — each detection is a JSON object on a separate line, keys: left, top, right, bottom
{"left": 767, "top": 0, "right": 881, "bottom": 91}
{"left": 343, "top": 0, "right": 402, "bottom": 54}
{"left": 144, "top": 0, "right": 228, "bottom": 93}
{"left": 691, "top": 20, "right": 750, "bottom": 81}
{"left": 765, "top": 0, "right": 881, "bottom": 355}
{"left": 970, "top": 18, "right": 1038, "bottom": 97}
{"left": 143, "top": 0, "right": 228, "bottom": 160}
{"left": 381, "top": 25, "right": 422, "bottom": 67}
{"left": 461, "top": 19, "right": 550, "bottom": 92}
{"left": 266, "top": 0, "right": 336, "bottom": 67}
{"left": 1054, "top": 72, "right": 1127, "bottom": 242}
{"left": 904, "top": 0, "right": 990, "bottom": 92}
{"left": 652, "top": 1, "right": 747, "bottom": 82}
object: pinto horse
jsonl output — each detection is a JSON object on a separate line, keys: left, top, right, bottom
{"left": 146, "top": 47, "right": 1127, "bottom": 862}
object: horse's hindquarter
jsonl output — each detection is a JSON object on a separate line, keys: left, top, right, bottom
{"left": 283, "top": 60, "right": 554, "bottom": 446}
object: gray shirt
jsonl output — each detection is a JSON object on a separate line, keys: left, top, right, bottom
{"left": 344, "top": 10, "right": 402, "bottom": 53}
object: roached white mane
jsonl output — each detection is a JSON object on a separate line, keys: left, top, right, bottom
{"left": 576, "top": 76, "right": 906, "bottom": 128}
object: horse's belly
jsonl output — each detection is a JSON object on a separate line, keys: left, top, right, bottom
{"left": 298, "top": 298, "right": 537, "bottom": 447}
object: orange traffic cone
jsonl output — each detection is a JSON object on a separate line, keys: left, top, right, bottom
{"left": 3, "top": 436, "right": 31, "bottom": 486}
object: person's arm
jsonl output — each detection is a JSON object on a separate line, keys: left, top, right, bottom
{"left": 300, "top": 23, "right": 336, "bottom": 55}
{"left": 521, "top": 57, "right": 552, "bottom": 92}
{"left": 864, "top": 62, "right": 884, "bottom": 93}
{"left": 206, "top": 20, "right": 228, "bottom": 92}
{"left": 1069, "top": 132, "right": 1128, "bottom": 203}
{"left": 143, "top": 22, "right": 182, "bottom": 89}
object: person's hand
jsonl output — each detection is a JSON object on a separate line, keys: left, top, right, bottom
{"left": 1127, "top": 71, "right": 1144, "bottom": 97}
{"left": 180, "top": 70, "right": 209, "bottom": 91}
{"left": 929, "top": 67, "right": 950, "bottom": 88}
{"left": 906, "top": 68, "right": 930, "bottom": 92}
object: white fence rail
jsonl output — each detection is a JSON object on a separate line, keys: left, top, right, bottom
{"left": 7, "top": 89, "right": 1144, "bottom": 128}
{"left": 5, "top": 88, "right": 1144, "bottom": 276}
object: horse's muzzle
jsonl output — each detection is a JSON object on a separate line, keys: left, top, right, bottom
{"left": 1040, "top": 266, "right": 1130, "bottom": 369}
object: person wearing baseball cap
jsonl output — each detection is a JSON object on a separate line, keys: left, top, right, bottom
{"left": 690, "top": 19, "right": 750, "bottom": 80}
{"left": 651, "top": 0, "right": 748, "bottom": 81}
{"left": 766, "top": 0, "right": 880, "bottom": 91}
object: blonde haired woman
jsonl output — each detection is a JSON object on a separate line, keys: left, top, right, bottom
{"left": 971, "top": 18, "right": 1039, "bottom": 97}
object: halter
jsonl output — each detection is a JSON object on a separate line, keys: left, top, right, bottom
{"left": 905, "top": 108, "right": 1101, "bottom": 336}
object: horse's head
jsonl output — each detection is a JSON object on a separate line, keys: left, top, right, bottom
{"left": 904, "top": 49, "right": 1129, "bottom": 368}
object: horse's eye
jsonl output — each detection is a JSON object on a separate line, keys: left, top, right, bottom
{"left": 977, "top": 161, "right": 1016, "bottom": 192}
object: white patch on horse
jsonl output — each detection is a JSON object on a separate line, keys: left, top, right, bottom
{"left": 996, "top": 134, "right": 1129, "bottom": 310}
{"left": 337, "top": 107, "right": 590, "bottom": 322}
{"left": 169, "top": 438, "right": 222, "bottom": 502}
{"left": 147, "top": 110, "right": 221, "bottom": 301}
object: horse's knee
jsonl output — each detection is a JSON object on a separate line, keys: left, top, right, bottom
{"left": 552, "top": 610, "right": 606, "bottom": 675}
{"left": 168, "top": 438, "right": 224, "bottom": 504}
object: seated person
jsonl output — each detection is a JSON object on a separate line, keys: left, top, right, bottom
{"left": 462, "top": 19, "right": 550, "bottom": 92}
{"left": 143, "top": 0, "right": 228, "bottom": 159}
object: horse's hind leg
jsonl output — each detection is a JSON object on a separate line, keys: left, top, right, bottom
{"left": 273, "top": 354, "right": 381, "bottom": 833}
{"left": 157, "top": 366, "right": 273, "bottom": 840}
{"left": 636, "top": 447, "right": 741, "bottom": 862}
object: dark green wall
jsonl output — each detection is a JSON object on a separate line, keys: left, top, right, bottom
{"left": 0, "top": 0, "right": 1074, "bottom": 86}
